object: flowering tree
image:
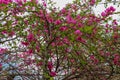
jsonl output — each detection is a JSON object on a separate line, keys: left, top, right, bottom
{"left": 0, "top": 0, "right": 120, "bottom": 80}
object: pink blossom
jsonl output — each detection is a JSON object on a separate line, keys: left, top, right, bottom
{"left": 90, "top": 55, "right": 99, "bottom": 64}
{"left": 21, "top": 41, "right": 29, "bottom": 46}
{"left": 0, "top": 48, "right": 7, "bottom": 54}
{"left": 63, "top": 37, "right": 69, "bottom": 45}
{"left": 101, "top": 6, "right": 116, "bottom": 17}
{"left": 14, "top": 0, "right": 26, "bottom": 4}
{"left": 113, "top": 19, "right": 118, "bottom": 25}
{"left": 28, "top": 49, "right": 33, "bottom": 54}
{"left": 113, "top": 54, "right": 120, "bottom": 65}
{"left": 54, "top": 20, "right": 61, "bottom": 25}
{"left": 27, "top": 33, "right": 35, "bottom": 42}
{"left": 37, "top": 62, "right": 43, "bottom": 66}
{"left": 101, "top": 12, "right": 107, "bottom": 17}
{"left": 47, "top": 61, "right": 53, "bottom": 70}
{"left": 36, "top": 45, "right": 40, "bottom": 52}
{"left": 109, "top": 6, "right": 116, "bottom": 12}
{"left": 66, "top": 15, "right": 76, "bottom": 24}
{"left": 65, "top": 48, "right": 71, "bottom": 53}
{"left": 43, "top": 1, "right": 46, "bottom": 7}
{"left": 74, "top": 30, "right": 82, "bottom": 35}
{"left": 76, "top": 36, "right": 86, "bottom": 43}
{"left": 0, "top": 63, "right": 2, "bottom": 69}
{"left": 9, "top": 31, "right": 15, "bottom": 37}
{"left": 59, "top": 26, "right": 67, "bottom": 31}
{"left": 1, "top": 30, "right": 7, "bottom": 35}
{"left": 50, "top": 71, "right": 56, "bottom": 77}
{"left": 0, "top": 0, "right": 12, "bottom": 4}
{"left": 61, "top": 8, "right": 66, "bottom": 14}
{"left": 51, "top": 42, "right": 55, "bottom": 47}
{"left": 90, "top": 0, "right": 96, "bottom": 6}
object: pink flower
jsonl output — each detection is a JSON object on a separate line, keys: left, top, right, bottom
{"left": 61, "top": 8, "right": 66, "bottom": 14}
{"left": 109, "top": 6, "right": 116, "bottom": 12}
{"left": 113, "top": 54, "right": 120, "bottom": 65}
{"left": 50, "top": 71, "right": 56, "bottom": 77}
{"left": 63, "top": 37, "right": 70, "bottom": 45}
{"left": 113, "top": 19, "right": 118, "bottom": 25}
{"left": 9, "top": 31, "right": 15, "bottom": 37}
{"left": 51, "top": 42, "right": 55, "bottom": 47}
{"left": 1, "top": 30, "right": 7, "bottom": 35}
{"left": 101, "top": 12, "right": 107, "bottom": 17}
{"left": 90, "top": 0, "right": 96, "bottom": 6}
{"left": 47, "top": 62, "right": 53, "bottom": 70}
{"left": 66, "top": 15, "right": 76, "bottom": 24}
{"left": 27, "top": 33, "right": 35, "bottom": 42}
{"left": 101, "top": 6, "right": 116, "bottom": 17}
{"left": 90, "top": 55, "right": 99, "bottom": 64}
{"left": 74, "top": 30, "right": 82, "bottom": 35}
{"left": 36, "top": 45, "right": 40, "bottom": 52}
{"left": 28, "top": 49, "right": 33, "bottom": 54}
{"left": 59, "top": 26, "right": 67, "bottom": 31}
{"left": 54, "top": 20, "right": 61, "bottom": 25}
{"left": 37, "top": 61, "right": 43, "bottom": 66}
{"left": 21, "top": 41, "right": 29, "bottom": 46}
{"left": 0, "top": 48, "right": 7, "bottom": 54}
{"left": 0, "top": 0, "right": 12, "bottom": 4}
{"left": 76, "top": 36, "right": 86, "bottom": 43}
{"left": 14, "top": 0, "right": 26, "bottom": 4}
{"left": 0, "top": 63, "right": 2, "bottom": 69}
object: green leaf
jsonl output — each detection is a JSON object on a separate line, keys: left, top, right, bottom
{"left": 80, "top": 26, "right": 94, "bottom": 34}
{"left": 50, "top": 77, "right": 54, "bottom": 80}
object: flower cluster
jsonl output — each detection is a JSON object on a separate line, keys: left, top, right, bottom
{"left": 101, "top": 6, "right": 116, "bottom": 17}
{"left": 0, "top": 0, "right": 12, "bottom": 4}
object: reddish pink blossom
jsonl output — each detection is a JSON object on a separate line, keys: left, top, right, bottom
{"left": 51, "top": 42, "right": 55, "bottom": 47}
{"left": 76, "top": 36, "right": 86, "bottom": 43}
{"left": 61, "top": 8, "right": 66, "bottom": 14}
{"left": 1, "top": 30, "right": 7, "bottom": 35}
{"left": 90, "top": 0, "right": 96, "bottom": 6}
{"left": 54, "top": 20, "right": 61, "bottom": 25}
{"left": 9, "top": 31, "right": 15, "bottom": 37}
{"left": 0, "top": 0, "right": 12, "bottom": 4}
{"left": 63, "top": 37, "right": 70, "bottom": 45}
{"left": 50, "top": 71, "right": 56, "bottom": 77}
{"left": 113, "top": 19, "right": 118, "bottom": 25}
{"left": 101, "top": 6, "right": 116, "bottom": 17}
{"left": 90, "top": 55, "right": 99, "bottom": 64}
{"left": 37, "top": 61, "right": 43, "bottom": 66}
{"left": 0, "top": 63, "right": 2, "bottom": 70}
{"left": 74, "top": 30, "right": 82, "bottom": 35}
{"left": 0, "top": 48, "right": 7, "bottom": 54}
{"left": 101, "top": 12, "right": 107, "bottom": 17}
{"left": 21, "top": 41, "right": 29, "bottom": 46}
{"left": 27, "top": 33, "right": 35, "bottom": 42}
{"left": 59, "top": 26, "right": 67, "bottom": 31}
{"left": 66, "top": 15, "right": 76, "bottom": 24}
{"left": 65, "top": 48, "right": 71, "bottom": 53}
{"left": 36, "top": 45, "right": 40, "bottom": 52}
{"left": 113, "top": 54, "right": 120, "bottom": 65}
{"left": 47, "top": 61, "right": 53, "bottom": 70}
{"left": 14, "top": 0, "right": 23, "bottom": 5}
{"left": 42, "top": 1, "right": 46, "bottom": 7}
{"left": 109, "top": 6, "right": 116, "bottom": 12}
{"left": 28, "top": 49, "right": 33, "bottom": 54}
